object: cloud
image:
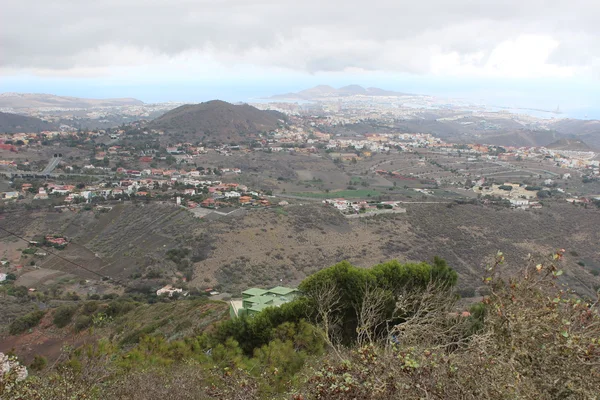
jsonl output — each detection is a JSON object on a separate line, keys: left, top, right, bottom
{"left": 1, "top": 0, "right": 599, "bottom": 78}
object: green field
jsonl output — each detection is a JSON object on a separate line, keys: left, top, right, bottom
{"left": 291, "top": 189, "right": 382, "bottom": 199}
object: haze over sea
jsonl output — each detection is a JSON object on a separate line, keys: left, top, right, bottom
{"left": 2, "top": 73, "right": 600, "bottom": 120}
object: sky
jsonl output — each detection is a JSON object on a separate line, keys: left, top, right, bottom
{"left": 2, "top": 0, "right": 600, "bottom": 118}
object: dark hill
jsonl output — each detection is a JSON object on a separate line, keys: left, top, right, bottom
{"left": 546, "top": 138, "right": 593, "bottom": 151}
{"left": 0, "top": 111, "right": 58, "bottom": 133}
{"left": 550, "top": 119, "right": 600, "bottom": 149}
{"left": 149, "top": 100, "right": 285, "bottom": 143}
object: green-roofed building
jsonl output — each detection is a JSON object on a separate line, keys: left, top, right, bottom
{"left": 242, "top": 295, "right": 274, "bottom": 309}
{"left": 266, "top": 286, "right": 298, "bottom": 299}
{"left": 230, "top": 286, "right": 299, "bottom": 317}
{"left": 242, "top": 288, "right": 268, "bottom": 299}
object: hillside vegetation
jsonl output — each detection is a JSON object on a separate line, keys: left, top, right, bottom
{"left": 2, "top": 253, "right": 599, "bottom": 399}
{"left": 2, "top": 201, "right": 599, "bottom": 299}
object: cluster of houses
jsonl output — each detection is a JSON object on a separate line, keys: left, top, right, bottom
{"left": 473, "top": 182, "right": 543, "bottom": 210}
{"left": 323, "top": 198, "right": 406, "bottom": 215}
{"left": 166, "top": 143, "right": 207, "bottom": 155}
{"left": 324, "top": 133, "right": 441, "bottom": 153}
{"left": 3, "top": 173, "right": 273, "bottom": 213}
{"left": 179, "top": 182, "right": 272, "bottom": 209}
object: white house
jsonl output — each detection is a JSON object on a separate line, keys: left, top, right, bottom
{"left": 224, "top": 191, "right": 241, "bottom": 198}
{"left": 510, "top": 199, "right": 529, "bottom": 207}
{"left": 0, "top": 273, "right": 7, "bottom": 282}
{"left": 156, "top": 285, "right": 185, "bottom": 297}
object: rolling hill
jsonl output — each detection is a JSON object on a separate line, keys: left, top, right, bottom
{"left": 149, "top": 100, "right": 285, "bottom": 143}
{"left": 546, "top": 138, "right": 594, "bottom": 151}
{"left": 0, "top": 111, "right": 58, "bottom": 133}
{"left": 0, "top": 93, "right": 144, "bottom": 109}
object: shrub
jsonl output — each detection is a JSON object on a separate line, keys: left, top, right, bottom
{"left": 9, "top": 285, "right": 29, "bottom": 298}
{"left": 104, "top": 300, "right": 137, "bottom": 318}
{"left": 577, "top": 261, "right": 586, "bottom": 267}
{"left": 29, "top": 355, "right": 47, "bottom": 371}
{"left": 9, "top": 310, "right": 46, "bottom": 335}
{"left": 74, "top": 315, "right": 93, "bottom": 332}
{"left": 82, "top": 301, "right": 99, "bottom": 315}
{"left": 53, "top": 305, "right": 77, "bottom": 328}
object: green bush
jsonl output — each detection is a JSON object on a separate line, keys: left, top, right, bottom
{"left": 53, "top": 305, "right": 77, "bottom": 328}
{"left": 82, "top": 301, "right": 99, "bottom": 315}
{"left": 107, "top": 300, "right": 137, "bottom": 317}
{"left": 30, "top": 355, "right": 47, "bottom": 371}
{"left": 9, "top": 285, "right": 29, "bottom": 298}
{"left": 578, "top": 261, "right": 586, "bottom": 267}
{"left": 74, "top": 315, "right": 92, "bottom": 332}
{"left": 9, "top": 310, "right": 46, "bottom": 335}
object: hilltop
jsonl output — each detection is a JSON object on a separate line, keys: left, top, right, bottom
{"left": 271, "top": 84, "right": 409, "bottom": 100}
{"left": 0, "top": 111, "right": 57, "bottom": 134}
{"left": 549, "top": 119, "right": 600, "bottom": 149}
{"left": 546, "top": 138, "right": 594, "bottom": 151}
{"left": 0, "top": 93, "right": 144, "bottom": 109}
{"left": 149, "top": 100, "right": 285, "bottom": 143}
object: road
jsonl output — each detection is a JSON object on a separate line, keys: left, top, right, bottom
{"left": 41, "top": 157, "right": 61, "bottom": 174}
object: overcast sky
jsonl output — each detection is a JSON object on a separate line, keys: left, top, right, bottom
{"left": 2, "top": 0, "right": 600, "bottom": 115}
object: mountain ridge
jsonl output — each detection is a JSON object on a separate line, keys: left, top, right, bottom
{"left": 271, "top": 85, "right": 410, "bottom": 100}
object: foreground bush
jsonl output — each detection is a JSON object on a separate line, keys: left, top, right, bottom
{"left": 298, "top": 252, "right": 600, "bottom": 399}
{"left": 9, "top": 310, "right": 45, "bottom": 335}
{"left": 3, "top": 254, "right": 599, "bottom": 399}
